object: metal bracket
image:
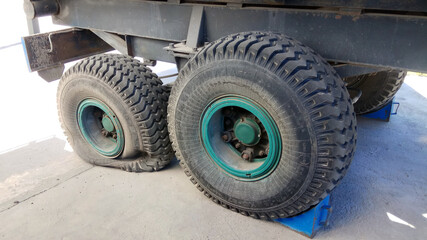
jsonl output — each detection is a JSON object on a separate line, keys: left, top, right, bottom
{"left": 26, "top": 18, "right": 40, "bottom": 35}
{"left": 186, "top": 6, "right": 205, "bottom": 49}
{"left": 37, "top": 64, "right": 65, "bottom": 82}
{"left": 391, "top": 102, "right": 400, "bottom": 115}
{"left": 227, "top": 3, "right": 243, "bottom": 8}
{"left": 164, "top": 6, "right": 204, "bottom": 55}
{"left": 164, "top": 42, "right": 198, "bottom": 70}
{"left": 164, "top": 6, "right": 205, "bottom": 70}
{"left": 319, "top": 205, "right": 333, "bottom": 226}
{"left": 91, "top": 29, "right": 132, "bottom": 56}
{"left": 165, "top": 42, "right": 196, "bottom": 56}
{"left": 22, "top": 28, "right": 113, "bottom": 81}
{"left": 143, "top": 59, "right": 157, "bottom": 67}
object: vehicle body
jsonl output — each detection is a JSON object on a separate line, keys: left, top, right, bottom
{"left": 22, "top": 0, "right": 427, "bottom": 220}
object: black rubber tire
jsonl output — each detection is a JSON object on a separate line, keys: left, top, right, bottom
{"left": 344, "top": 70, "right": 406, "bottom": 114}
{"left": 58, "top": 54, "right": 174, "bottom": 172}
{"left": 168, "top": 32, "right": 357, "bottom": 219}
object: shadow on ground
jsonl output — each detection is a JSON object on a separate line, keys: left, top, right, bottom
{"left": 319, "top": 82, "right": 427, "bottom": 239}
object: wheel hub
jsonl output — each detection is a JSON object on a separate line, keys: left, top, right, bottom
{"left": 233, "top": 117, "right": 261, "bottom": 146}
{"left": 200, "top": 96, "right": 282, "bottom": 181}
{"left": 77, "top": 99, "right": 124, "bottom": 158}
{"left": 101, "top": 114, "right": 115, "bottom": 132}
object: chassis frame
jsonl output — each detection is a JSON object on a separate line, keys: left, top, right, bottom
{"left": 22, "top": 0, "right": 427, "bottom": 81}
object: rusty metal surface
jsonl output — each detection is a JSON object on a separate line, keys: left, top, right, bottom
{"left": 22, "top": 28, "right": 113, "bottom": 72}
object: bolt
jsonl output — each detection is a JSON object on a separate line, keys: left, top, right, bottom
{"left": 101, "top": 129, "right": 109, "bottom": 137}
{"left": 235, "top": 143, "right": 241, "bottom": 148}
{"left": 222, "top": 134, "right": 229, "bottom": 142}
{"left": 259, "top": 150, "right": 265, "bottom": 156}
{"left": 241, "top": 148, "right": 254, "bottom": 162}
{"left": 222, "top": 132, "right": 232, "bottom": 142}
{"left": 112, "top": 133, "right": 117, "bottom": 139}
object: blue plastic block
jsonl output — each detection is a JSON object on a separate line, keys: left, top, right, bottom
{"left": 362, "top": 98, "right": 399, "bottom": 121}
{"left": 274, "top": 195, "right": 332, "bottom": 238}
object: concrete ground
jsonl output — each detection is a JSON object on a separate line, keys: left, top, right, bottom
{"left": 1, "top": 3, "right": 426, "bottom": 240}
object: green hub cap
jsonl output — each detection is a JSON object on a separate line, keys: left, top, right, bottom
{"left": 101, "top": 115, "right": 115, "bottom": 132}
{"left": 200, "top": 96, "right": 282, "bottom": 181}
{"left": 77, "top": 99, "right": 124, "bottom": 158}
{"left": 233, "top": 118, "right": 261, "bottom": 146}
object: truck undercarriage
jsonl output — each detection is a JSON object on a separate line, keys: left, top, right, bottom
{"left": 21, "top": 0, "right": 427, "bottom": 222}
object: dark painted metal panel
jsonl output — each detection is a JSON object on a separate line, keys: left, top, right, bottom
{"left": 22, "top": 28, "right": 113, "bottom": 72}
{"left": 130, "top": 37, "right": 176, "bottom": 62}
{"left": 189, "top": 0, "right": 427, "bottom": 13}
{"left": 52, "top": 0, "right": 427, "bottom": 72}
{"left": 54, "top": 0, "right": 193, "bottom": 41}
{"left": 203, "top": 8, "right": 427, "bottom": 72}
{"left": 284, "top": 0, "right": 427, "bottom": 13}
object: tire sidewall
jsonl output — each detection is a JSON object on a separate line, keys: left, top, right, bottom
{"left": 59, "top": 74, "right": 142, "bottom": 165}
{"left": 347, "top": 70, "right": 405, "bottom": 114}
{"left": 173, "top": 59, "right": 317, "bottom": 211}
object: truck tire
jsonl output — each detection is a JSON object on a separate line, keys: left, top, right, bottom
{"left": 345, "top": 70, "right": 406, "bottom": 114}
{"left": 168, "top": 32, "right": 357, "bottom": 219}
{"left": 57, "top": 54, "right": 173, "bottom": 172}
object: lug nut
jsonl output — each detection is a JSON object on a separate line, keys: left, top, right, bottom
{"left": 222, "top": 134, "right": 229, "bottom": 142}
{"left": 112, "top": 133, "right": 117, "bottom": 139}
{"left": 259, "top": 150, "right": 265, "bottom": 156}
{"left": 235, "top": 143, "right": 241, "bottom": 148}
{"left": 241, "top": 148, "right": 254, "bottom": 162}
{"left": 222, "top": 132, "right": 232, "bottom": 143}
{"left": 101, "top": 129, "right": 109, "bottom": 137}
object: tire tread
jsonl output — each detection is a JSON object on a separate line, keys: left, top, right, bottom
{"left": 168, "top": 32, "right": 357, "bottom": 219}
{"left": 58, "top": 54, "right": 174, "bottom": 172}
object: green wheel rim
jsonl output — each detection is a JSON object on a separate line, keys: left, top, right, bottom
{"left": 77, "top": 99, "right": 124, "bottom": 157}
{"left": 200, "top": 96, "right": 282, "bottom": 181}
